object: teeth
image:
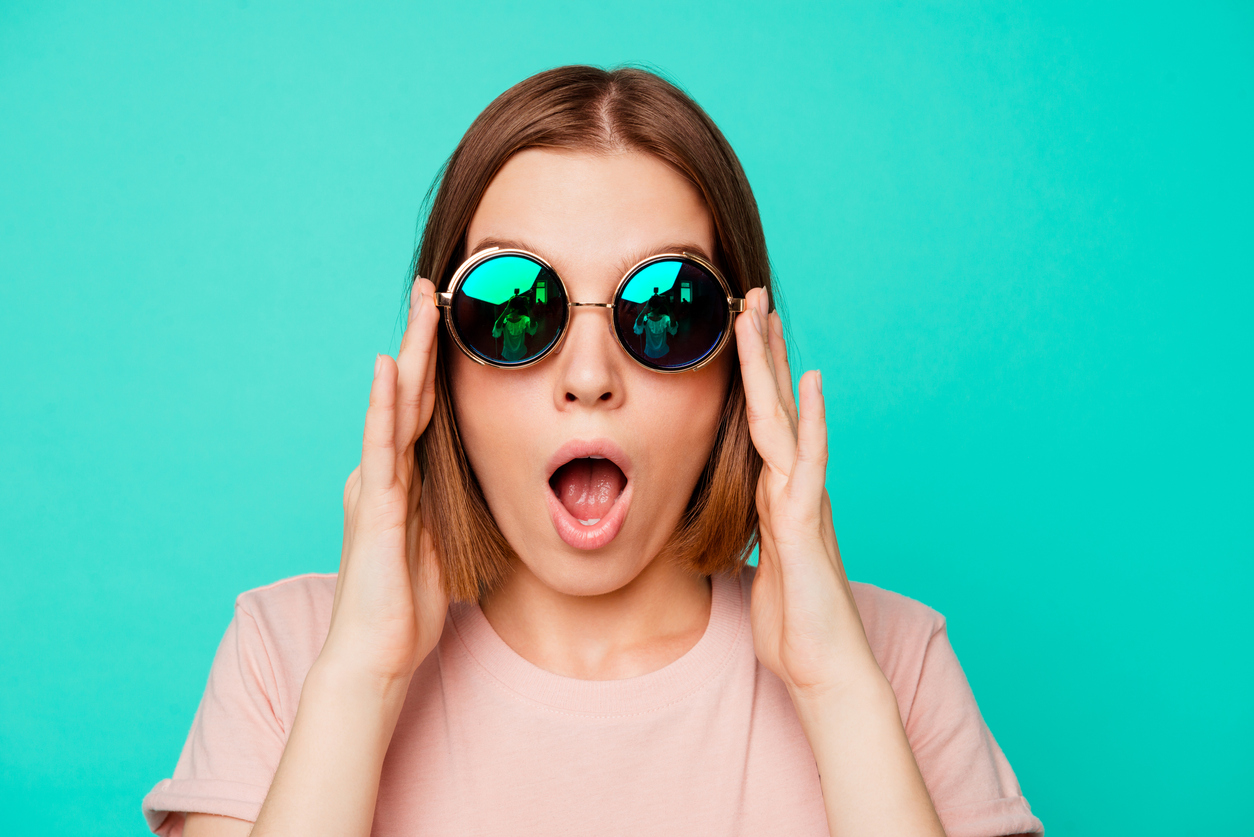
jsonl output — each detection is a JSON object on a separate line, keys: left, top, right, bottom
{"left": 587, "top": 455, "right": 605, "bottom": 460}
{"left": 577, "top": 518, "right": 601, "bottom": 526}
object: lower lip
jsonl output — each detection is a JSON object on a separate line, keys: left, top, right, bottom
{"left": 545, "top": 480, "right": 633, "bottom": 550}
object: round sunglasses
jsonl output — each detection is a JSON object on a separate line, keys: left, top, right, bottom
{"left": 435, "top": 247, "right": 747, "bottom": 373}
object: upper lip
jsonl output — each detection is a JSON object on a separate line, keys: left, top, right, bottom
{"left": 545, "top": 438, "right": 634, "bottom": 483}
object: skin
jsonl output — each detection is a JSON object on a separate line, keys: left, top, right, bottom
{"left": 455, "top": 148, "right": 728, "bottom": 678}
{"left": 184, "top": 149, "right": 1032, "bottom": 836}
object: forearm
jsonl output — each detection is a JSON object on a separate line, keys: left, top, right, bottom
{"left": 250, "top": 658, "right": 410, "bottom": 837}
{"left": 792, "top": 672, "right": 947, "bottom": 837}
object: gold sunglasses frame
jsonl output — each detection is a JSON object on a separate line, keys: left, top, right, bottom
{"left": 435, "top": 246, "right": 747, "bottom": 374}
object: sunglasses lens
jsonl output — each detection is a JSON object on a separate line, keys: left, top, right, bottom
{"left": 614, "top": 258, "right": 730, "bottom": 370}
{"left": 450, "top": 254, "right": 567, "bottom": 366}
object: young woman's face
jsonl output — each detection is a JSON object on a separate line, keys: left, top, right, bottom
{"left": 449, "top": 148, "right": 733, "bottom": 597}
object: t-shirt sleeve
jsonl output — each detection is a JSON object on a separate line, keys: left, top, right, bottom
{"left": 904, "top": 618, "right": 1044, "bottom": 837}
{"left": 142, "top": 600, "right": 287, "bottom": 836}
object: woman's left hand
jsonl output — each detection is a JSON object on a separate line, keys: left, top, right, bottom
{"left": 735, "top": 287, "right": 884, "bottom": 701}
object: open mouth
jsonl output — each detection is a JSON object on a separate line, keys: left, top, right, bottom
{"left": 544, "top": 441, "right": 633, "bottom": 550}
{"left": 549, "top": 456, "right": 628, "bottom": 526}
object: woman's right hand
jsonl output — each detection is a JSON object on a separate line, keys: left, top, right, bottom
{"left": 317, "top": 276, "right": 449, "bottom": 688}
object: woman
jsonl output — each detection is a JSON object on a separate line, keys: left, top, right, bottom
{"left": 143, "top": 65, "right": 1043, "bottom": 837}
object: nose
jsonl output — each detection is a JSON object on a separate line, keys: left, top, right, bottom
{"left": 552, "top": 305, "right": 624, "bottom": 409}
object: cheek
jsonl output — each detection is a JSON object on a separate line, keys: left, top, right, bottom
{"left": 447, "top": 354, "right": 545, "bottom": 502}
{"left": 641, "top": 360, "right": 733, "bottom": 485}
{"left": 448, "top": 357, "right": 508, "bottom": 486}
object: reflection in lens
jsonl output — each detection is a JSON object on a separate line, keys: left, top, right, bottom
{"left": 451, "top": 254, "right": 566, "bottom": 365}
{"left": 615, "top": 258, "right": 728, "bottom": 370}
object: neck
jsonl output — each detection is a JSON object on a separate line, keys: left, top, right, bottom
{"left": 478, "top": 557, "right": 712, "bottom": 681}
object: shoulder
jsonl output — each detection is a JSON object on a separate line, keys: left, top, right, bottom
{"left": 847, "top": 579, "right": 947, "bottom": 647}
{"left": 175, "top": 573, "right": 340, "bottom": 736}
{"left": 234, "top": 571, "right": 337, "bottom": 620}
{"left": 231, "top": 572, "right": 338, "bottom": 665}
{"left": 730, "top": 565, "right": 946, "bottom": 707}
{"left": 732, "top": 564, "right": 944, "bottom": 639}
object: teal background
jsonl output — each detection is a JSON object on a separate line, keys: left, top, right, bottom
{"left": 1, "top": 1, "right": 1250, "bottom": 833}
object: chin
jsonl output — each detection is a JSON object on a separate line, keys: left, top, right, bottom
{"left": 511, "top": 526, "right": 661, "bottom": 598}
{"left": 529, "top": 556, "right": 647, "bottom": 598}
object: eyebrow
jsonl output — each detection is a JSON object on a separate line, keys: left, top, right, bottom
{"left": 466, "top": 236, "right": 718, "bottom": 278}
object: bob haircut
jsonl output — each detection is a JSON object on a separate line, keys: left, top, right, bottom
{"left": 410, "top": 64, "right": 773, "bottom": 603}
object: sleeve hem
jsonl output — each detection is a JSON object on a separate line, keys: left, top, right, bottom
{"left": 142, "top": 778, "right": 266, "bottom": 834}
{"left": 935, "top": 794, "right": 1044, "bottom": 837}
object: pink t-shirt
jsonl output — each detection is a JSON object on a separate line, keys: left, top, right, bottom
{"left": 143, "top": 568, "right": 1043, "bottom": 836}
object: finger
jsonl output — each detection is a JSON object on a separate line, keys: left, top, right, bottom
{"left": 754, "top": 291, "right": 797, "bottom": 440}
{"left": 339, "top": 466, "right": 362, "bottom": 581}
{"left": 360, "top": 353, "right": 399, "bottom": 496}
{"left": 393, "top": 276, "right": 432, "bottom": 444}
{"left": 819, "top": 489, "right": 850, "bottom": 590}
{"left": 755, "top": 295, "right": 790, "bottom": 436}
{"left": 787, "top": 369, "right": 828, "bottom": 509}
{"left": 394, "top": 276, "right": 441, "bottom": 453}
{"left": 768, "top": 310, "right": 798, "bottom": 431}
{"left": 735, "top": 287, "right": 798, "bottom": 473}
{"left": 417, "top": 284, "right": 440, "bottom": 437}
{"left": 820, "top": 488, "right": 840, "bottom": 560}
{"left": 342, "top": 465, "right": 361, "bottom": 513}
{"left": 409, "top": 275, "right": 435, "bottom": 326}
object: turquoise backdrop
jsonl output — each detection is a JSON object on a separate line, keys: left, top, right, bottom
{"left": 1, "top": 2, "right": 1250, "bottom": 834}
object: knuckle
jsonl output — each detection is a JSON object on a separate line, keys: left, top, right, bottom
{"left": 795, "top": 448, "right": 827, "bottom": 468}
{"left": 746, "top": 397, "right": 791, "bottom": 429}
{"left": 795, "top": 438, "right": 829, "bottom": 465}
{"left": 771, "top": 399, "right": 792, "bottom": 425}
{"left": 736, "top": 339, "right": 761, "bottom": 368}
{"left": 798, "top": 426, "right": 828, "bottom": 451}
{"left": 744, "top": 401, "right": 771, "bottom": 424}
{"left": 777, "top": 490, "right": 823, "bottom": 523}
{"left": 360, "top": 492, "right": 409, "bottom": 531}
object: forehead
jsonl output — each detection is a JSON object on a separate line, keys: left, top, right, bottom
{"left": 465, "top": 148, "right": 716, "bottom": 283}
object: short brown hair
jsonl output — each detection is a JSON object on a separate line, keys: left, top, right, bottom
{"left": 410, "top": 65, "right": 771, "bottom": 603}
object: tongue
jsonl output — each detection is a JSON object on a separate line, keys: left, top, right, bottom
{"left": 551, "top": 458, "right": 626, "bottom": 523}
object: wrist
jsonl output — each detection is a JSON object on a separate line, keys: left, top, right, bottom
{"left": 781, "top": 641, "right": 888, "bottom": 702}
{"left": 306, "top": 653, "right": 415, "bottom": 712}
{"left": 786, "top": 661, "right": 897, "bottom": 731}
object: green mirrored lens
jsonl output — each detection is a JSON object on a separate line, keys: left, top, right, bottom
{"left": 614, "top": 258, "right": 728, "bottom": 370}
{"left": 461, "top": 255, "right": 545, "bottom": 305}
{"left": 618, "top": 260, "right": 683, "bottom": 304}
{"left": 451, "top": 254, "right": 566, "bottom": 365}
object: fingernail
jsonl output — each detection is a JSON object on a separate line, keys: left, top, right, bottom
{"left": 751, "top": 309, "right": 763, "bottom": 335}
{"left": 374, "top": 353, "right": 383, "bottom": 379}
{"left": 757, "top": 290, "right": 770, "bottom": 318}
{"left": 815, "top": 370, "right": 823, "bottom": 393}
